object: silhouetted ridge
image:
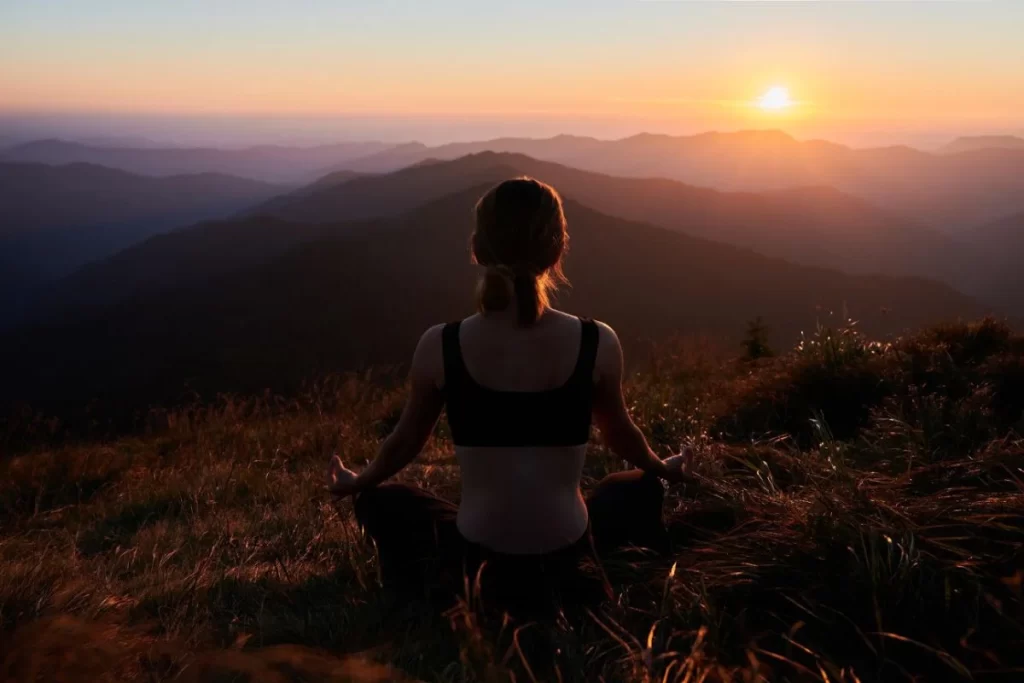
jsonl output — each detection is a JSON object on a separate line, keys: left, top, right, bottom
{"left": 313, "top": 131, "right": 1024, "bottom": 231}
{"left": 265, "top": 152, "right": 999, "bottom": 309}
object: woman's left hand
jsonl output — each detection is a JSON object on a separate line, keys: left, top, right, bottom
{"left": 326, "top": 454, "right": 361, "bottom": 498}
{"left": 661, "top": 444, "right": 696, "bottom": 483}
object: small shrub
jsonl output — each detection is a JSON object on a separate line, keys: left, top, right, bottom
{"left": 796, "top": 318, "right": 891, "bottom": 369}
{"left": 740, "top": 317, "right": 774, "bottom": 361}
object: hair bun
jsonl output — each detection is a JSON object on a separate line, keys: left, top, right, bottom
{"left": 488, "top": 264, "right": 517, "bottom": 279}
{"left": 488, "top": 264, "right": 535, "bottom": 280}
{"left": 478, "top": 266, "right": 513, "bottom": 313}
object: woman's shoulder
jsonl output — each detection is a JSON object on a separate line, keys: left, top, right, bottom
{"left": 591, "top": 320, "right": 621, "bottom": 358}
{"left": 410, "top": 324, "right": 448, "bottom": 387}
{"left": 578, "top": 318, "right": 622, "bottom": 376}
{"left": 419, "top": 322, "right": 448, "bottom": 345}
{"left": 590, "top": 318, "right": 617, "bottom": 338}
{"left": 543, "top": 309, "right": 618, "bottom": 341}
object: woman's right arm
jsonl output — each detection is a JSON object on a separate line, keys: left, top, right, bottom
{"left": 327, "top": 325, "right": 445, "bottom": 496}
{"left": 591, "top": 322, "right": 687, "bottom": 480}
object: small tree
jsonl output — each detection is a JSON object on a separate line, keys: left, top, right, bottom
{"left": 742, "top": 316, "right": 774, "bottom": 360}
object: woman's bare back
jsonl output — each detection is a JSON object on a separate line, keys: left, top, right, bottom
{"left": 439, "top": 309, "right": 597, "bottom": 553}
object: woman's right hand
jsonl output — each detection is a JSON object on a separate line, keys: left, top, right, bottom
{"left": 326, "top": 454, "right": 361, "bottom": 498}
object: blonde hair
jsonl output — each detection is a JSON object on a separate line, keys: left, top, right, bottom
{"left": 471, "top": 177, "right": 569, "bottom": 326}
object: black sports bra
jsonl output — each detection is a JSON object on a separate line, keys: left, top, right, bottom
{"left": 442, "top": 318, "right": 599, "bottom": 447}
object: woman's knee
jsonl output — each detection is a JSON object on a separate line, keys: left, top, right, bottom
{"left": 591, "top": 469, "right": 664, "bottom": 505}
{"left": 353, "top": 483, "right": 422, "bottom": 529}
{"left": 353, "top": 483, "right": 458, "bottom": 541}
{"left": 587, "top": 470, "right": 669, "bottom": 554}
{"left": 588, "top": 469, "right": 665, "bottom": 532}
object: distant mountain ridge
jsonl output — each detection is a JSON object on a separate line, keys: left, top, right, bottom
{"left": 326, "top": 130, "right": 1024, "bottom": 231}
{"left": 0, "top": 138, "right": 394, "bottom": 184}
{"left": 940, "top": 135, "right": 1024, "bottom": 154}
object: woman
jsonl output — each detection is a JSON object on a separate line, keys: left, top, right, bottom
{"left": 327, "top": 177, "right": 692, "bottom": 616}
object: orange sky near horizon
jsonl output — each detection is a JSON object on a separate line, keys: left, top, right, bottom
{"left": 2, "top": 1, "right": 1022, "bottom": 135}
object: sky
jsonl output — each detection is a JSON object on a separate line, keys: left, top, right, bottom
{"left": 1, "top": 0, "right": 1022, "bottom": 147}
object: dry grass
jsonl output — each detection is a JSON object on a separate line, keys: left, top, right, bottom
{"left": 1, "top": 323, "right": 1022, "bottom": 682}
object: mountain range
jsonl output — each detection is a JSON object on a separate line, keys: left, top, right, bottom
{"left": 2, "top": 185, "right": 986, "bottom": 412}
{"left": 29, "top": 151, "right": 994, "bottom": 321}
{"left": 10, "top": 131, "right": 1024, "bottom": 232}
{"left": 2, "top": 134, "right": 1018, "bottom": 413}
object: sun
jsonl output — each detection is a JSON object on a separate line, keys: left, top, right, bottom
{"left": 757, "top": 86, "right": 793, "bottom": 111}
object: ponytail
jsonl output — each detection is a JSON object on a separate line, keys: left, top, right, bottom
{"left": 476, "top": 266, "right": 548, "bottom": 326}
{"left": 513, "top": 272, "right": 544, "bottom": 326}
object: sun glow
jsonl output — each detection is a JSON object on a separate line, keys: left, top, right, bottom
{"left": 757, "top": 86, "right": 793, "bottom": 111}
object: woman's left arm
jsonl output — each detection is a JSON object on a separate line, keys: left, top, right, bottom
{"left": 328, "top": 326, "right": 445, "bottom": 497}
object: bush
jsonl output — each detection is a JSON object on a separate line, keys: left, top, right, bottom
{"left": 902, "top": 317, "right": 1016, "bottom": 367}
{"left": 718, "top": 355, "right": 891, "bottom": 445}
{"left": 716, "top": 319, "right": 893, "bottom": 445}
{"left": 715, "top": 318, "right": 1024, "bottom": 448}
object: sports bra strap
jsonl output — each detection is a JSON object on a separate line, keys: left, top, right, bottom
{"left": 444, "top": 317, "right": 598, "bottom": 390}
{"left": 571, "top": 318, "right": 600, "bottom": 384}
{"left": 442, "top": 321, "right": 465, "bottom": 389}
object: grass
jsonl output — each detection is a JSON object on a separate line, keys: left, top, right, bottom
{"left": 1, "top": 321, "right": 1022, "bottom": 682}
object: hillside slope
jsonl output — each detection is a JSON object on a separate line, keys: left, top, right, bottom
{"left": 968, "top": 210, "right": 1024, "bottom": 262}
{"left": 965, "top": 211, "right": 1024, "bottom": 313}
{"left": 0, "top": 162, "right": 281, "bottom": 240}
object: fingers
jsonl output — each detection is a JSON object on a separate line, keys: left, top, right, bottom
{"left": 326, "top": 454, "right": 345, "bottom": 488}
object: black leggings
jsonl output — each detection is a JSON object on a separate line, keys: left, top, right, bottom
{"left": 352, "top": 469, "right": 668, "bottom": 617}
